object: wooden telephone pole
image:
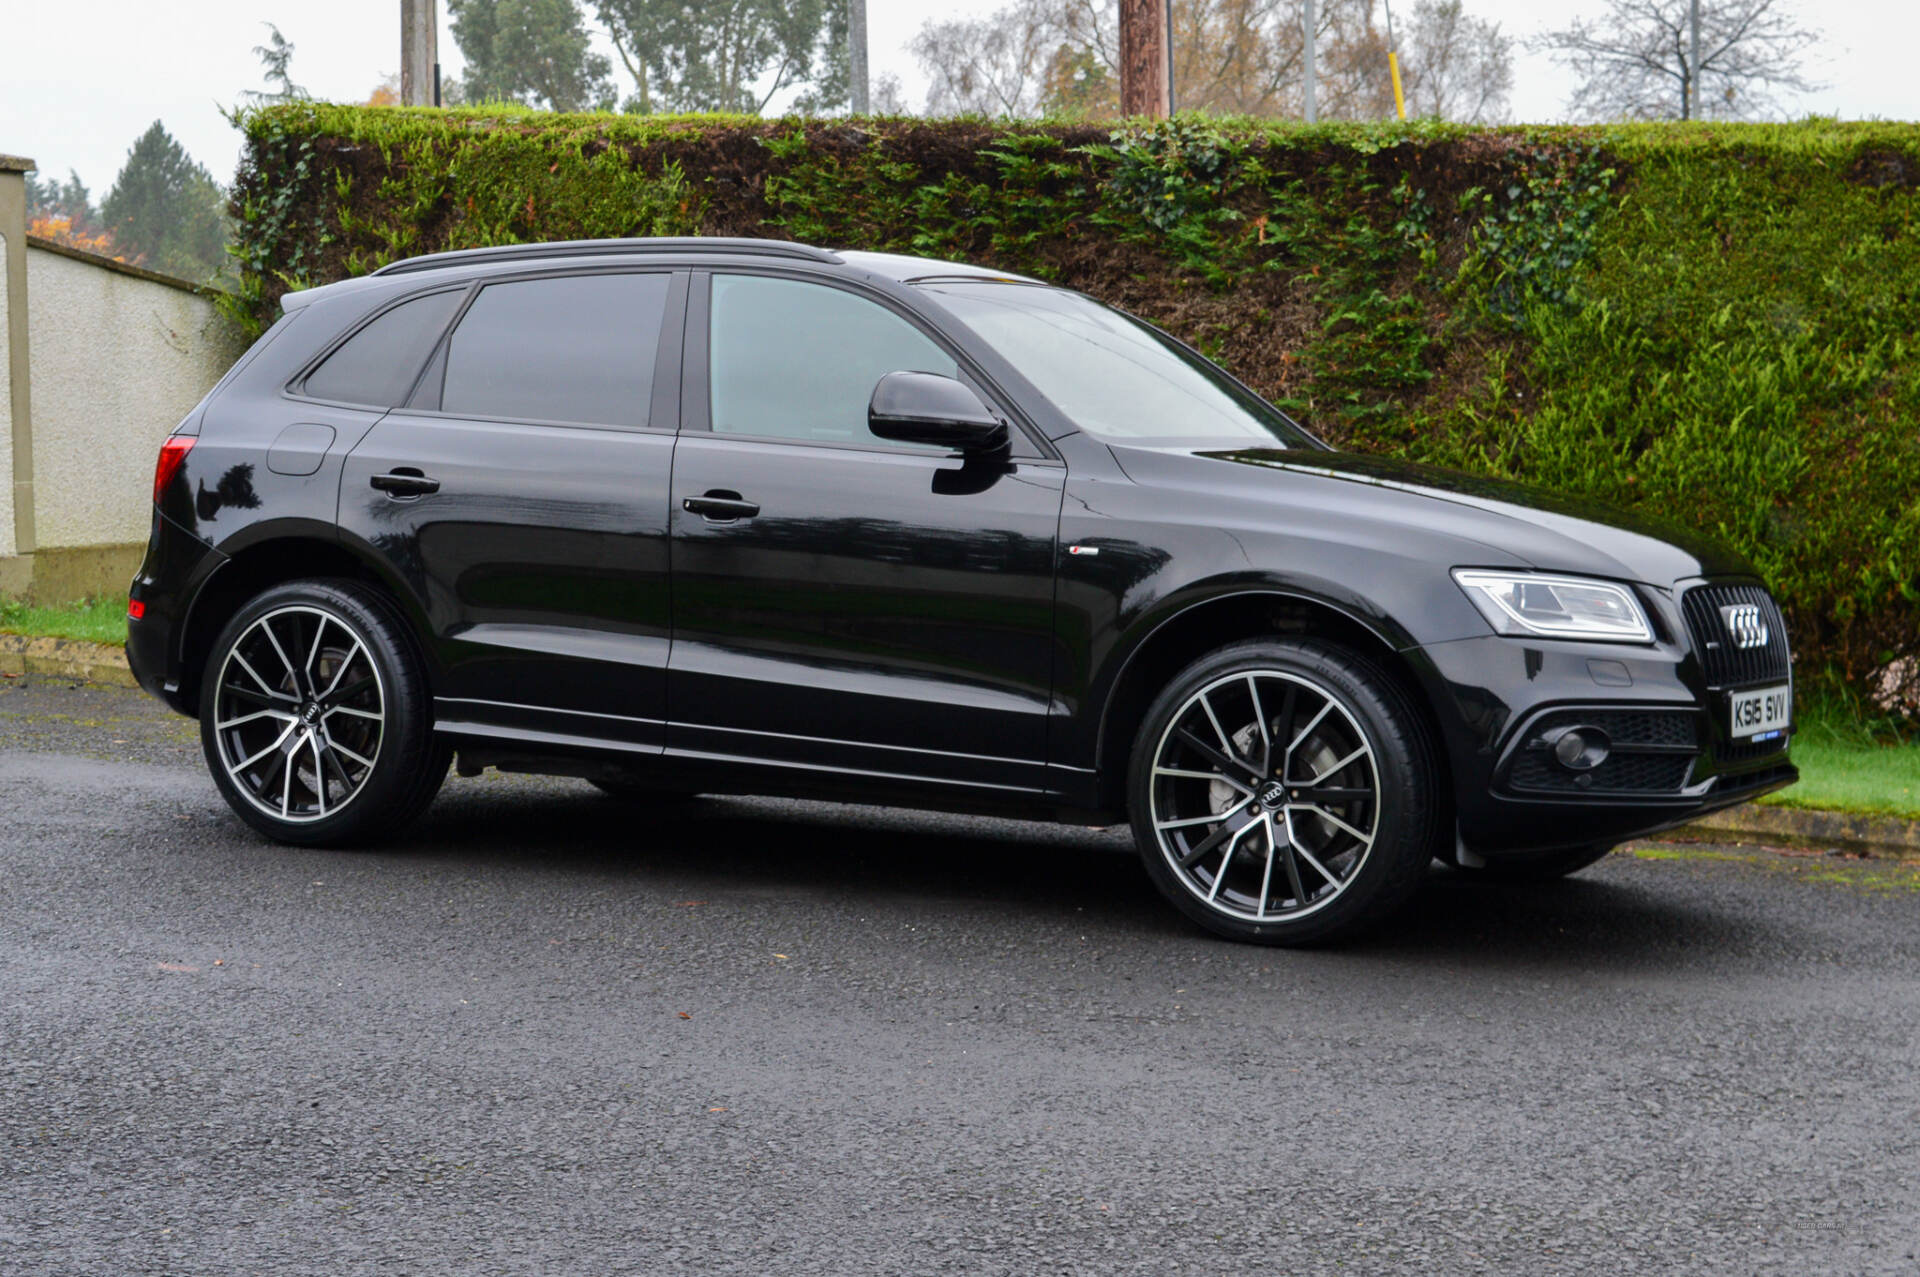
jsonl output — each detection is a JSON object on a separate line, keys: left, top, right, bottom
{"left": 1118, "top": 0, "right": 1172, "bottom": 118}
{"left": 401, "top": 0, "right": 440, "bottom": 107}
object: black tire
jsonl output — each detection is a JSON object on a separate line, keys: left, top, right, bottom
{"left": 1446, "top": 843, "right": 1616, "bottom": 883}
{"left": 199, "top": 578, "right": 449, "bottom": 847}
{"left": 1128, "top": 638, "right": 1442, "bottom": 946}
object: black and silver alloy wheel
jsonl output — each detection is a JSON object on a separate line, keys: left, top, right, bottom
{"left": 200, "top": 580, "right": 449, "bottom": 846}
{"left": 211, "top": 605, "right": 385, "bottom": 824}
{"left": 1148, "top": 669, "right": 1379, "bottom": 923}
{"left": 1129, "top": 639, "right": 1440, "bottom": 945}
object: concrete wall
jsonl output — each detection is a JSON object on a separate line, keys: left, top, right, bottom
{"left": 1, "top": 152, "right": 244, "bottom": 600}
{"left": 25, "top": 243, "right": 239, "bottom": 549}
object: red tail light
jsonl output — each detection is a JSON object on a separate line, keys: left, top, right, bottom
{"left": 128, "top": 599, "right": 147, "bottom": 621}
{"left": 153, "top": 435, "right": 194, "bottom": 504}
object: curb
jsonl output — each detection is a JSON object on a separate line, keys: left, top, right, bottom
{"left": 1672, "top": 802, "right": 1920, "bottom": 860}
{"left": 0, "top": 634, "right": 136, "bottom": 688}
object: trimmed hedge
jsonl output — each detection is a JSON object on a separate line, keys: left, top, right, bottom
{"left": 228, "top": 105, "right": 1920, "bottom": 709}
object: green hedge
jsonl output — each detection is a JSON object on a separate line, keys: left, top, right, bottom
{"left": 229, "top": 105, "right": 1920, "bottom": 709}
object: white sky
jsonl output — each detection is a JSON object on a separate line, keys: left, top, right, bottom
{"left": 2, "top": 0, "right": 1913, "bottom": 199}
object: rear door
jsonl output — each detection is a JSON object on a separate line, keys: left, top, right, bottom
{"left": 665, "top": 270, "right": 1065, "bottom": 793}
{"left": 338, "top": 269, "right": 685, "bottom": 752}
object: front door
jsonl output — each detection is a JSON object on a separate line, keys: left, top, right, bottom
{"left": 338, "top": 269, "right": 685, "bottom": 752}
{"left": 666, "top": 271, "right": 1064, "bottom": 793}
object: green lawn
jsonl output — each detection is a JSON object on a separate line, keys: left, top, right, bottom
{"left": 0, "top": 596, "right": 131, "bottom": 646}
{"left": 4, "top": 594, "right": 1916, "bottom": 819}
{"left": 1760, "top": 708, "right": 1920, "bottom": 822}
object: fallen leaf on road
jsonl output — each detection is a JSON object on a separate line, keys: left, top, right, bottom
{"left": 708, "top": 1107, "right": 727, "bottom": 1113}
{"left": 773, "top": 954, "right": 789, "bottom": 960}
{"left": 677, "top": 1011, "right": 691, "bottom": 1019}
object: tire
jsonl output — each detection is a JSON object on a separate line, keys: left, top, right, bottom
{"left": 1447, "top": 843, "right": 1616, "bottom": 883}
{"left": 199, "top": 578, "right": 449, "bottom": 847}
{"left": 1128, "top": 638, "right": 1442, "bottom": 946}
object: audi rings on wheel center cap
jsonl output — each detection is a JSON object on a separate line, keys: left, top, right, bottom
{"left": 1257, "top": 780, "right": 1288, "bottom": 810}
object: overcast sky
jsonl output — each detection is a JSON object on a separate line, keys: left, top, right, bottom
{"left": 4, "top": 0, "right": 1914, "bottom": 199}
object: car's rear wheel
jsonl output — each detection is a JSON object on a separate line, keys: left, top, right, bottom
{"left": 199, "top": 579, "right": 448, "bottom": 846}
{"left": 1129, "top": 639, "right": 1441, "bottom": 946}
{"left": 1446, "top": 843, "right": 1617, "bottom": 883}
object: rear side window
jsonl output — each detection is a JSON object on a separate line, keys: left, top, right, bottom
{"left": 302, "top": 289, "right": 464, "bottom": 407}
{"left": 440, "top": 273, "right": 671, "bottom": 427}
{"left": 709, "top": 274, "right": 957, "bottom": 447}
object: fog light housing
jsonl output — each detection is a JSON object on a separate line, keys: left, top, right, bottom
{"left": 1549, "top": 726, "right": 1611, "bottom": 771}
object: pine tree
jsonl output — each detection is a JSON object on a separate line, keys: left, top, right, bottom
{"left": 100, "top": 122, "right": 228, "bottom": 282}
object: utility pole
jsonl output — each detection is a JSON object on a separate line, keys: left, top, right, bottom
{"left": 1118, "top": 0, "right": 1171, "bottom": 118}
{"left": 401, "top": 0, "right": 439, "bottom": 107}
{"left": 1303, "top": 0, "right": 1317, "bottom": 124}
{"left": 1688, "top": 0, "right": 1702, "bottom": 120}
{"left": 849, "top": 0, "right": 869, "bottom": 114}
{"left": 1382, "top": 0, "right": 1406, "bottom": 121}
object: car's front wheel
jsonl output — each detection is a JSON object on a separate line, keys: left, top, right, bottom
{"left": 199, "top": 579, "right": 448, "bottom": 846}
{"left": 1129, "top": 639, "right": 1441, "bottom": 946}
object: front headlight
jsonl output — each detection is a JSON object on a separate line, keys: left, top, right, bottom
{"left": 1451, "top": 570, "right": 1654, "bottom": 643}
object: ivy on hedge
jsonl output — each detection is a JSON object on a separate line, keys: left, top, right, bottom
{"left": 226, "top": 105, "right": 1920, "bottom": 710}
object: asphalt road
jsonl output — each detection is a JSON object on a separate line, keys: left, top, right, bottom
{"left": 4, "top": 673, "right": 1918, "bottom": 1275}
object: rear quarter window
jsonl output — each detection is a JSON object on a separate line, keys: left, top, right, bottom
{"left": 301, "top": 289, "right": 466, "bottom": 407}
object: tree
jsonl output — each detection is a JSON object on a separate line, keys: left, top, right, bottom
{"left": 592, "top": 0, "right": 830, "bottom": 114}
{"left": 244, "top": 23, "right": 308, "bottom": 105}
{"left": 25, "top": 170, "right": 104, "bottom": 235}
{"left": 448, "top": 0, "right": 615, "bottom": 111}
{"left": 1402, "top": 0, "right": 1511, "bottom": 122}
{"left": 909, "top": 0, "right": 1509, "bottom": 121}
{"left": 100, "top": 122, "right": 228, "bottom": 282}
{"left": 1533, "top": 0, "right": 1820, "bottom": 121}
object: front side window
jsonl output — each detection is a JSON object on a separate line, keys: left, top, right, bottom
{"left": 440, "top": 273, "right": 670, "bottom": 427}
{"left": 709, "top": 274, "right": 957, "bottom": 447}
{"left": 303, "top": 288, "right": 464, "bottom": 407}
{"left": 919, "top": 281, "right": 1316, "bottom": 447}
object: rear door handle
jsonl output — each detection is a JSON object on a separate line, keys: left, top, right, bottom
{"left": 682, "top": 491, "right": 760, "bottom": 521}
{"left": 370, "top": 468, "right": 440, "bottom": 497}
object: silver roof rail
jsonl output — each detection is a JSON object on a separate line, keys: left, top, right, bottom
{"left": 371, "top": 237, "right": 841, "bottom": 277}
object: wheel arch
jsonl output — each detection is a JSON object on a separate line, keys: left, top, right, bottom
{"left": 177, "top": 524, "right": 428, "bottom": 714}
{"left": 1090, "top": 587, "right": 1453, "bottom": 816}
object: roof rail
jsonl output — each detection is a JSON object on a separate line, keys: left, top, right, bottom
{"left": 371, "top": 237, "right": 840, "bottom": 277}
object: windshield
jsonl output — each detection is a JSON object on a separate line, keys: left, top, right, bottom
{"left": 918, "top": 280, "right": 1317, "bottom": 447}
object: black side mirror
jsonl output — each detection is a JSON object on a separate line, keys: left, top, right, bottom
{"left": 868, "top": 371, "right": 1009, "bottom": 455}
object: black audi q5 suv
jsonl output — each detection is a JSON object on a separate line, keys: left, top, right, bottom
{"left": 127, "top": 237, "right": 1797, "bottom": 944}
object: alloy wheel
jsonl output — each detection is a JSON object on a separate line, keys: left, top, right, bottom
{"left": 210, "top": 604, "right": 387, "bottom": 824}
{"left": 1147, "top": 669, "right": 1380, "bottom": 923}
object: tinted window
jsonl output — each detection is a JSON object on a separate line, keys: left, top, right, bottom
{"left": 921, "top": 281, "right": 1316, "bottom": 447}
{"left": 709, "top": 274, "right": 957, "bottom": 446}
{"left": 441, "top": 273, "right": 670, "bottom": 427}
{"left": 303, "top": 289, "right": 464, "bottom": 406}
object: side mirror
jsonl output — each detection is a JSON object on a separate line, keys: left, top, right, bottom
{"left": 868, "top": 371, "right": 1009, "bottom": 455}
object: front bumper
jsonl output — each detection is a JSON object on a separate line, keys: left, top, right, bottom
{"left": 1412, "top": 628, "right": 1796, "bottom": 856}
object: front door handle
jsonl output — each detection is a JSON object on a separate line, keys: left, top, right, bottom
{"left": 683, "top": 491, "right": 760, "bottom": 521}
{"left": 370, "top": 468, "right": 441, "bottom": 497}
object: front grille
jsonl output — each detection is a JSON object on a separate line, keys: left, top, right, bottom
{"left": 1681, "top": 584, "right": 1791, "bottom": 687}
{"left": 1502, "top": 708, "right": 1700, "bottom": 796}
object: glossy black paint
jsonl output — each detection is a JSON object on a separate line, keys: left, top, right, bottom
{"left": 126, "top": 239, "right": 1796, "bottom": 857}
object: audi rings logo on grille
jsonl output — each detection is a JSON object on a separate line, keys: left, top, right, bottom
{"left": 1719, "top": 603, "right": 1770, "bottom": 649}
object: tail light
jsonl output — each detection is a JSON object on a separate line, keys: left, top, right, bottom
{"left": 128, "top": 599, "right": 147, "bottom": 621}
{"left": 153, "top": 435, "right": 194, "bottom": 504}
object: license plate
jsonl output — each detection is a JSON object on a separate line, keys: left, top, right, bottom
{"left": 1728, "top": 683, "right": 1791, "bottom": 741}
